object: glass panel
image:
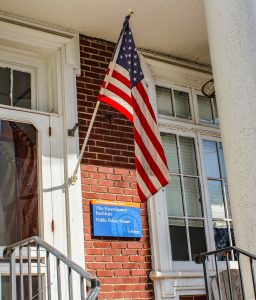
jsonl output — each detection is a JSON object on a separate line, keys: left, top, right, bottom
{"left": 208, "top": 180, "right": 225, "bottom": 218}
{"left": 156, "top": 86, "right": 173, "bottom": 116}
{"left": 1, "top": 275, "right": 39, "bottom": 300}
{"left": 230, "top": 222, "right": 235, "bottom": 246}
{"left": 203, "top": 140, "right": 220, "bottom": 178}
{"left": 184, "top": 177, "right": 202, "bottom": 217}
{"left": 197, "top": 95, "right": 214, "bottom": 124}
{"left": 0, "top": 67, "right": 11, "bottom": 106}
{"left": 223, "top": 180, "right": 232, "bottom": 218}
{"left": 218, "top": 143, "right": 227, "bottom": 178}
{"left": 173, "top": 90, "right": 191, "bottom": 119}
{"left": 13, "top": 70, "right": 31, "bottom": 109}
{"left": 166, "top": 176, "right": 184, "bottom": 217}
{"left": 189, "top": 219, "right": 207, "bottom": 260}
{"left": 213, "top": 98, "right": 219, "bottom": 125}
{"left": 161, "top": 133, "right": 179, "bottom": 173}
{"left": 169, "top": 219, "right": 189, "bottom": 261}
{"left": 213, "top": 221, "right": 230, "bottom": 250}
{"left": 179, "top": 136, "right": 198, "bottom": 175}
{"left": 0, "top": 120, "right": 38, "bottom": 245}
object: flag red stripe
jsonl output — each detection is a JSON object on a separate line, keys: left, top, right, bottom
{"left": 136, "top": 82, "right": 157, "bottom": 123}
{"left": 137, "top": 184, "right": 147, "bottom": 203}
{"left": 112, "top": 70, "right": 131, "bottom": 88}
{"left": 132, "top": 94, "right": 168, "bottom": 167}
{"left": 134, "top": 128, "right": 169, "bottom": 186}
{"left": 104, "top": 82, "right": 132, "bottom": 106}
{"left": 98, "top": 97, "right": 133, "bottom": 122}
{"left": 135, "top": 157, "right": 158, "bottom": 195}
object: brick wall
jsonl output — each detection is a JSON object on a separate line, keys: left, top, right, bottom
{"left": 77, "top": 35, "right": 154, "bottom": 299}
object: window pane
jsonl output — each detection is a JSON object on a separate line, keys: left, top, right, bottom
{"left": 174, "top": 90, "right": 191, "bottom": 119}
{"left": 184, "top": 177, "right": 202, "bottom": 217}
{"left": 161, "top": 134, "right": 179, "bottom": 173}
{"left": 166, "top": 176, "right": 184, "bottom": 217}
{"left": 169, "top": 219, "right": 189, "bottom": 261}
{"left": 0, "top": 120, "right": 38, "bottom": 245}
{"left": 208, "top": 180, "right": 225, "bottom": 218}
{"left": 1, "top": 276, "right": 39, "bottom": 299}
{"left": 224, "top": 180, "right": 232, "bottom": 218}
{"left": 218, "top": 143, "right": 227, "bottom": 178}
{"left": 213, "top": 221, "right": 230, "bottom": 250}
{"left": 0, "top": 67, "right": 11, "bottom": 106}
{"left": 197, "top": 95, "right": 214, "bottom": 124}
{"left": 156, "top": 86, "right": 173, "bottom": 116}
{"left": 213, "top": 98, "right": 219, "bottom": 125}
{"left": 13, "top": 70, "right": 31, "bottom": 109}
{"left": 203, "top": 140, "right": 220, "bottom": 178}
{"left": 189, "top": 220, "right": 207, "bottom": 260}
{"left": 179, "top": 136, "right": 198, "bottom": 175}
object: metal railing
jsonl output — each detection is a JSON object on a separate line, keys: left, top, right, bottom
{"left": 195, "top": 246, "right": 256, "bottom": 300}
{"left": 3, "top": 236, "right": 100, "bottom": 300}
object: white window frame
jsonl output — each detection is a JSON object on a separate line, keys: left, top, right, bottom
{"left": 141, "top": 53, "right": 227, "bottom": 299}
{"left": 0, "top": 61, "right": 37, "bottom": 110}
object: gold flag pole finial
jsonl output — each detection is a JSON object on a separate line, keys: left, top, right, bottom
{"left": 128, "top": 9, "right": 134, "bottom": 16}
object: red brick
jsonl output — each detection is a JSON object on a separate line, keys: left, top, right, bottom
{"left": 130, "top": 256, "right": 145, "bottom": 262}
{"left": 94, "top": 242, "right": 111, "bottom": 248}
{"left": 114, "top": 285, "right": 131, "bottom": 291}
{"left": 127, "top": 242, "right": 143, "bottom": 249}
{"left": 95, "top": 255, "right": 112, "bottom": 262}
{"left": 114, "top": 269, "right": 131, "bottom": 276}
{"left": 105, "top": 263, "right": 122, "bottom": 269}
{"left": 131, "top": 269, "right": 148, "bottom": 276}
{"left": 124, "top": 291, "right": 141, "bottom": 298}
{"left": 98, "top": 166, "right": 114, "bottom": 173}
{"left": 122, "top": 277, "right": 140, "bottom": 284}
{"left": 111, "top": 242, "right": 127, "bottom": 249}
{"left": 96, "top": 270, "right": 113, "bottom": 277}
{"left": 112, "top": 256, "right": 129, "bottom": 262}
{"left": 114, "top": 168, "right": 130, "bottom": 175}
{"left": 105, "top": 292, "right": 124, "bottom": 299}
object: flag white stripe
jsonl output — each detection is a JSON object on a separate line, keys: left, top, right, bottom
{"left": 100, "top": 89, "right": 133, "bottom": 115}
{"left": 136, "top": 172, "right": 152, "bottom": 200}
{"left": 134, "top": 117, "right": 169, "bottom": 178}
{"left": 105, "top": 76, "right": 131, "bottom": 100}
{"left": 135, "top": 142, "right": 161, "bottom": 189}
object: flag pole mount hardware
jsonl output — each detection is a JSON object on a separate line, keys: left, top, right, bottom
{"left": 69, "top": 174, "right": 78, "bottom": 185}
{"left": 68, "top": 120, "right": 82, "bottom": 136}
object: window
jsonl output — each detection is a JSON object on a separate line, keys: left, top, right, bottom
{"left": 0, "top": 64, "right": 35, "bottom": 110}
{"left": 203, "top": 140, "right": 234, "bottom": 253}
{"left": 0, "top": 120, "right": 38, "bottom": 245}
{"left": 156, "top": 84, "right": 233, "bottom": 262}
{"left": 197, "top": 95, "right": 219, "bottom": 125}
{"left": 156, "top": 86, "right": 191, "bottom": 120}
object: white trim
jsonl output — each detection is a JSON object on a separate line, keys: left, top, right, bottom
{"left": 0, "top": 16, "right": 84, "bottom": 275}
{"left": 141, "top": 55, "right": 225, "bottom": 299}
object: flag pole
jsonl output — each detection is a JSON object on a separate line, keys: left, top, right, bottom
{"left": 69, "top": 100, "right": 101, "bottom": 185}
{"left": 69, "top": 9, "right": 134, "bottom": 185}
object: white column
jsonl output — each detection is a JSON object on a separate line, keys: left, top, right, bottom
{"left": 204, "top": 1, "right": 256, "bottom": 298}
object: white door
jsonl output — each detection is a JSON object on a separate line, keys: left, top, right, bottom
{"left": 0, "top": 107, "right": 67, "bottom": 298}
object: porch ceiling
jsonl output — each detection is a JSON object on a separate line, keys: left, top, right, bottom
{"left": 0, "top": 0, "right": 210, "bottom": 66}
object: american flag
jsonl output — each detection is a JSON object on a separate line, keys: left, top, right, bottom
{"left": 98, "top": 16, "right": 170, "bottom": 202}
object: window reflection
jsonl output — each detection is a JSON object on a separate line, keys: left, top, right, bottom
{"left": 0, "top": 120, "right": 38, "bottom": 245}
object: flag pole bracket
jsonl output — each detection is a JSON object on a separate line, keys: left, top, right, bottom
{"left": 68, "top": 120, "right": 82, "bottom": 137}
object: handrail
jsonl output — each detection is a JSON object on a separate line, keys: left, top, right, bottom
{"left": 195, "top": 246, "right": 256, "bottom": 300}
{"left": 3, "top": 236, "right": 100, "bottom": 300}
{"left": 195, "top": 246, "right": 256, "bottom": 263}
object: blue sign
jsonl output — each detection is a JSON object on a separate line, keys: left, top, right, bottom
{"left": 91, "top": 200, "right": 143, "bottom": 238}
